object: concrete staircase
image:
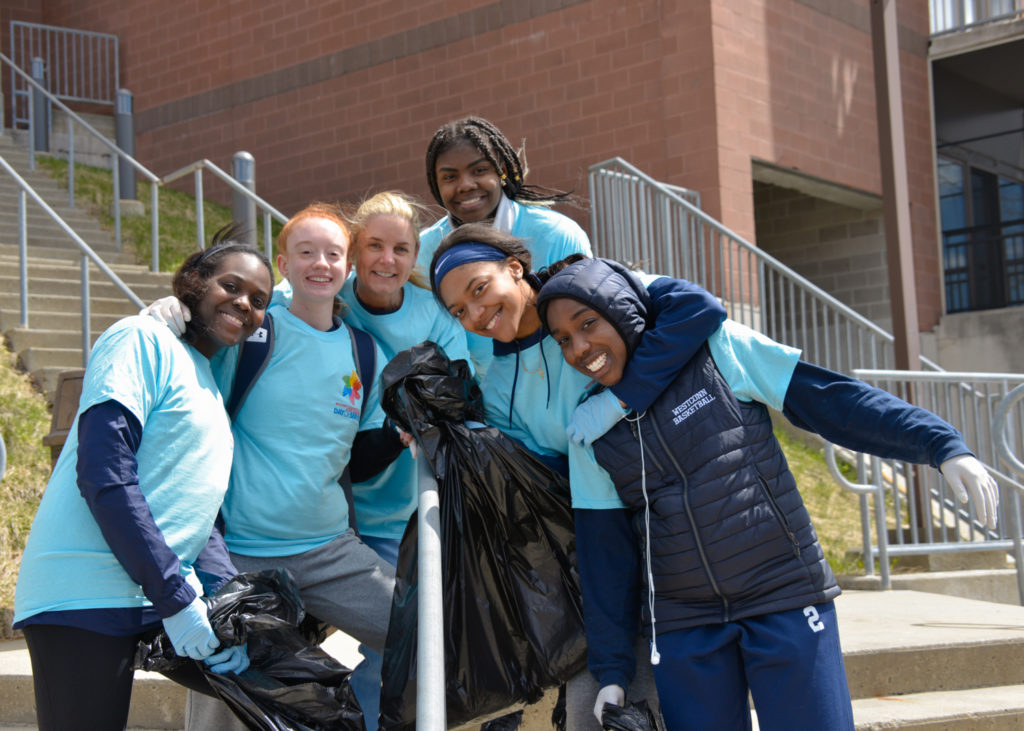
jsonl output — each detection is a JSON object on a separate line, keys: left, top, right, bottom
{"left": 0, "top": 133, "right": 174, "bottom": 402}
{"left": 1, "top": 590, "right": 1023, "bottom": 729}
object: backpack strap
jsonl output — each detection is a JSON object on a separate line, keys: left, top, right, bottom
{"left": 226, "top": 311, "right": 275, "bottom": 420}
{"left": 343, "top": 321, "right": 377, "bottom": 411}
{"left": 337, "top": 320, "right": 378, "bottom": 537}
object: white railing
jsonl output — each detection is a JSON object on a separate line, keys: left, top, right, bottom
{"left": 829, "top": 371, "right": 1024, "bottom": 603}
{"left": 930, "top": 0, "right": 1024, "bottom": 35}
{"left": 9, "top": 21, "right": 118, "bottom": 129}
{"left": 0, "top": 154, "right": 144, "bottom": 365}
{"left": 588, "top": 157, "right": 942, "bottom": 376}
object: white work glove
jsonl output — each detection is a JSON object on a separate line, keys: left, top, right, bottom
{"left": 162, "top": 595, "right": 219, "bottom": 660}
{"left": 593, "top": 684, "right": 625, "bottom": 725}
{"left": 940, "top": 454, "right": 999, "bottom": 530}
{"left": 140, "top": 296, "right": 190, "bottom": 337}
{"left": 567, "top": 389, "right": 629, "bottom": 447}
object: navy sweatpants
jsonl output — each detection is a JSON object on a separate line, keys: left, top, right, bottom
{"left": 650, "top": 601, "right": 854, "bottom": 731}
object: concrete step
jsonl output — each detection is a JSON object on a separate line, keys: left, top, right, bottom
{"left": 0, "top": 308, "right": 125, "bottom": 336}
{"left": 0, "top": 259, "right": 170, "bottom": 286}
{"left": 850, "top": 684, "right": 1024, "bottom": 730}
{"left": 840, "top": 568, "right": 1022, "bottom": 607}
{"left": 0, "top": 275, "right": 172, "bottom": 302}
{"left": 20, "top": 346, "right": 84, "bottom": 372}
{"left": 5, "top": 328, "right": 102, "bottom": 351}
{"left": 0, "top": 244, "right": 143, "bottom": 267}
{"left": 0, "top": 292, "right": 143, "bottom": 316}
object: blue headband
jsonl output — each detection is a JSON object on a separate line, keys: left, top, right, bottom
{"left": 432, "top": 242, "right": 509, "bottom": 287}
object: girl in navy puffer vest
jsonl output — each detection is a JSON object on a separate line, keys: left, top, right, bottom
{"left": 537, "top": 256, "right": 999, "bottom": 731}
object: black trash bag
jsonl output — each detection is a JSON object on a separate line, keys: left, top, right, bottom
{"left": 378, "top": 342, "right": 587, "bottom": 729}
{"left": 601, "top": 701, "right": 663, "bottom": 731}
{"left": 135, "top": 569, "right": 365, "bottom": 731}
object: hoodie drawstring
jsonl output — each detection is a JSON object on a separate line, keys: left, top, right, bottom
{"left": 627, "top": 409, "right": 660, "bottom": 666}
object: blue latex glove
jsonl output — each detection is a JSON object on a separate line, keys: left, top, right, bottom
{"left": 567, "top": 389, "right": 629, "bottom": 447}
{"left": 204, "top": 644, "right": 250, "bottom": 675}
{"left": 162, "top": 595, "right": 219, "bottom": 660}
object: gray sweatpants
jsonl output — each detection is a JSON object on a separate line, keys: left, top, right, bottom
{"left": 185, "top": 529, "right": 395, "bottom": 731}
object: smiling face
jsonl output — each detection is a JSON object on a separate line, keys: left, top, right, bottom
{"left": 277, "top": 216, "right": 350, "bottom": 321}
{"left": 437, "top": 257, "right": 540, "bottom": 342}
{"left": 190, "top": 252, "right": 273, "bottom": 358}
{"left": 434, "top": 139, "right": 504, "bottom": 223}
{"left": 545, "top": 297, "right": 629, "bottom": 387}
{"left": 353, "top": 214, "right": 418, "bottom": 311}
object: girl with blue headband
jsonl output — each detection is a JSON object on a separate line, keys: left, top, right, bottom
{"left": 431, "top": 223, "right": 728, "bottom": 728}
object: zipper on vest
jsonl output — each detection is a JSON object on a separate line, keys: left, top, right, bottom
{"left": 757, "top": 475, "right": 801, "bottom": 558}
{"left": 648, "top": 417, "right": 730, "bottom": 622}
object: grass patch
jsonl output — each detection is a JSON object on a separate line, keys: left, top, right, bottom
{"left": 36, "top": 156, "right": 282, "bottom": 273}
{"left": 0, "top": 345, "right": 52, "bottom": 637}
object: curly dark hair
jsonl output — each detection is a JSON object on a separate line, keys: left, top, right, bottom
{"left": 173, "top": 222, "right": 274, "bottom": 345}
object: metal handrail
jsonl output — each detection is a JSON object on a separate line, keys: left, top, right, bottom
{"left": 1, "top": 51, "right": 288, "bottom": 271}
{"left": 161, "top": 159, "right": 289, "bottom": 262}
{"left": 824, "top": 369, "right": 1024, "bottom": 603}
{"left": 9, "top": 22, "right": 118, "bottom": 127}
{"left": 0, "top": 50, "right": 161, "bottom": 262}
{"left": 994, "top": 384, "right": 1024, "bottom": 602}
{"left": 0, "top": 153, "right": 144, "bottom": 365}
{"left": 588, "top": 157, "right": 943, "bottom": 375}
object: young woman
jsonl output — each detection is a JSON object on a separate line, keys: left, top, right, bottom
{"left": 420, "top": 116, "right": 592, "bottom": 373}
{"left": 179, "top": 203, "right": 406, "bottom": 731}
{"left": 343, "top": 191, "right": 472, "bottom": 562}
{"left": 430, "top": 224, "right": 727, "bottom": 729}
{"left": 14, "top": 228, "right": 274, "bottom": 731}
{"left": 340, "top": 190, "right": 473, "bottom": 730}
{"left": 536, "top": 256, "right": 1000, "bottom": 731}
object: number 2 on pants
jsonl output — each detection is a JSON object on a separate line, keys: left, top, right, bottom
{"left": 803, "top": 605, "right": 825, "bottom": 633}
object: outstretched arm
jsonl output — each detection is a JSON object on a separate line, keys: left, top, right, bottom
{"left": 611, "top": 276, "right": 726, "bottom": 412}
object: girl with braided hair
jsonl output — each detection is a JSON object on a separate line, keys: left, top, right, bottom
{"left": 419, "top": 116, "right": 593, "bottom": 374}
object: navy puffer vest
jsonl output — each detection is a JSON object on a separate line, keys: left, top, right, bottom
{"left": 591, "top": 346, "right": 839, "bottom": 634}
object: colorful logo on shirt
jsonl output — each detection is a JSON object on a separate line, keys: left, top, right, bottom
{"left": 343, "top": 370, "right": 362, "bottom": 405}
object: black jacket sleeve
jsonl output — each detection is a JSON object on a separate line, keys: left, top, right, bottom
{"left": 781, "top": 361, "right": 972, "bottom": 468}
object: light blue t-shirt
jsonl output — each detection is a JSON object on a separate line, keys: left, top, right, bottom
{"left": 480, "top": 334, "right": 592, "bottom": 459}
{"left": 419, "top": 199, "right": 593, "bottom": 374}
{"left": 14, "top": 316, "right": 232, "bottom": 622}
{"left": 213, "top": 302, "right": 387, "bottom": 556}
{"left": 568, "top": 320, "right": 802, "bottom": 509}
{"left": 341, "top": 278, "right": 473, "bottom": 540}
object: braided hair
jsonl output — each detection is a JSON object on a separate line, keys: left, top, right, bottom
{"left": 424, "top": 116, "right": 582, "bottom": 211}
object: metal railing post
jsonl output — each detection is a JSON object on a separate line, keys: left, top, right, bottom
{"left": 18, "top": 189, "right": 28, "bottom": 328}
{"left": 80, "top": 254, "right": 91, "bottom": 366}
{"left": 30, "top": 57, "right": 48, "bottom": 153}
{"left": 415, "top": 458, "right": 446, "bottom": 730}
{"left": 994, "top": 384, "right": 1024, "bottom": 603}
{"left": 67, "top": 116, "right": 74, "bottom": 208}
{"left": 115, "top": 89, "right": 137, "bottom": 201}
{"left": 232, "top": 151, "right": 256, "bottom": 246}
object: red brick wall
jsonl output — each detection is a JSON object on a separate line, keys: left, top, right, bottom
{"left": 28, "top": 0, "right": 941, "bottom": 329}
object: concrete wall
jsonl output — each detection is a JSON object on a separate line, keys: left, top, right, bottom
{"left": 921, "top": 306, "right": 1024, "bottom": 373}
